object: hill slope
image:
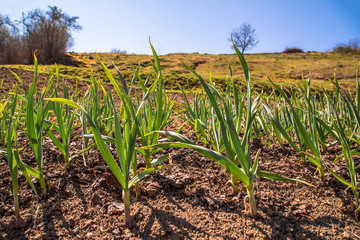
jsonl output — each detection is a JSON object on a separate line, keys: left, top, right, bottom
{"left": 1, "top": 52, "right": 359, "bottom": 91}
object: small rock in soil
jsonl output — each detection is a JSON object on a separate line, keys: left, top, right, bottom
{"left": 0, "top": 188, "right": 8, "bottom": 195}
{"left": 146, "top": 187, "right": 159, "bottom": 196}
{"left": 42, "top": 203, "right": 50, "bottom": 208}
{"left": 274, "top": 223, "right": 281, "bottom": 229}
{"left": 7, "top": 214, "right": 33, "bottom": 229}
{"left": 84, "top": 219, "right": 93, "bottom": 227}
{"left": 146, "top": 183, "right": 161, "bottom": 196}
{"left": 33, "top": 234, "right": 41, "bottom": 240}
{"left": 271, "top": 230, "right": 280, "bottom": 238}
{"left": 343, "top": 231, "right": 352, "bottom": 239}
{"left": 160, "top": 230, "right": 167, "bottom": 237}
{"left": 204, "top": 196, "right": 215, "bottom": 207}
{"left": 68, "top": 218, "right": 76, "bottom": 227}
{"left": 107, "top": 202, "right": 124, "bottom": 215}
{"left": 85, "top": 232, "right": 95, "bottom": 238}
{"left": 33, "top": 233, "right": 47, "bottom": 240}
{"left": 91, "top": 193, "right": 102, "bottom": 205}
{"left": 174, "top": 180, "right": 185, "bottom": 189}
{"left": 292, "top": 209, "right": 305, "bottom": 216}
{"left": 47, "top": 222, "right": 54, "bottom": 230}
{"left": 267, "top": 208, "right": 274, "bottom": 216}
{"left": 0, "top": 205, "right": 5, "bottom": 215}
{"left": 192, "top": 197, "right": 200, "bottom": 205}
{"left": 37, "top": 222, "right": 44, "bottom": 228}
{"left": 5, "top": 207, "right": 14, "bottom": 216}
{"left": 298, "top": 204, "right": 309, "bottom": 210}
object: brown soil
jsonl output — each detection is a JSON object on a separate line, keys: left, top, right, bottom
{"left": 0, "top": 68, "right": 359, "bottom": 239}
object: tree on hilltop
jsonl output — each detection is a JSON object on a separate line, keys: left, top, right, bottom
{"left": 230, "top": 23, "right": 259, "bottom": 53}
{"left": 20, "top": 6, "right": 82, "bottom": 63}
{"left": 0, "top": 6, "right": 82, "bottom": 64}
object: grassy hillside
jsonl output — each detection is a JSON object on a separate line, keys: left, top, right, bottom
{"left": 1, "top": 51, "right": 359, "bottom": 92}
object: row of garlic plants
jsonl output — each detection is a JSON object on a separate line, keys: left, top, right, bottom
{"left": 0, "top": 41, "right": 359, "bottom": 228}
{"left": 1, "top": 42, "right": 174, "bottom": 227}
{"left": 264, "top": 73, "right": 360, "bottom": 216}
{"left": 177, "top": 54, "right": 360, "bottom": 218}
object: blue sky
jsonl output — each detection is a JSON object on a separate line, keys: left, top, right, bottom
{"left": 2, "top": 0, "right": 359, "bottom": 54}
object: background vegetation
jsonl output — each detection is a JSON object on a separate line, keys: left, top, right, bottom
{"left": 0, "top": 6, "right": 81, "bottom": 64}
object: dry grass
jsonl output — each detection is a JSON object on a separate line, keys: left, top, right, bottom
{"left": 1, "top": 51, "right": 359, "bottom": 92}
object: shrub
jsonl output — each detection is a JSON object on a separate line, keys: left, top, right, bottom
{"left": 283, "top": 47, "right": 304, "bottom": 54}
{"left": 333, "top": 39, "right": 360, "bottom": 54}
{"left": 110, "top": 48, "right": 127, "bottom": 54}
{"left": 0, "top": 6, "right": 82, "bottom": 64}
{"left": 20, "top": 6, "right": 82, "bottom": 64}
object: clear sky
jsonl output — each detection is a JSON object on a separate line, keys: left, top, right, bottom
{"left": 2, "top": 0, "right": 359, "bottom": 55}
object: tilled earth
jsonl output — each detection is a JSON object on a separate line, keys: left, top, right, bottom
{"left": 0, "top": 67, "right": 360, "bottom": 239}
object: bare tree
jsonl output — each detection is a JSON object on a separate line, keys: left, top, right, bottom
{"left": 230, "top": 23, "right": 259, "bottom": 53}
{"left": 20, "top": 6, "right": 82, "bottom": 63}
{"left": 0, "top": 14, "right": 13, "bottom": 62}
{"left": 0, "top": 14, "right": 24, "bottom": 63}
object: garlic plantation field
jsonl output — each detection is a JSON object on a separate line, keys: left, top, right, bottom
{"left": 0, "top": 43, "right": 359, "bottom": 239}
